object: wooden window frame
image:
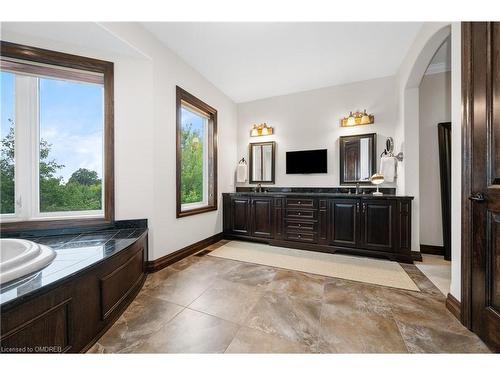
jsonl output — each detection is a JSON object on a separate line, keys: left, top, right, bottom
{"left": 176, "top": 86, "right": 218, "bottom": 218}
{"left": 0, "top": 41, "right": 114, "bottom": 232}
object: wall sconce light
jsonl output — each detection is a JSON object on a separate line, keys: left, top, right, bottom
{"left": 250, "top": 123, "right": 274, "bottom": 137}
{"left": 340, "top": 110, "right": 374, "bottom": 127}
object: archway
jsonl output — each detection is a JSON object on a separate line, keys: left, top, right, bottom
{"left": 398, "top": 24, "right": 451, "bottom": 257}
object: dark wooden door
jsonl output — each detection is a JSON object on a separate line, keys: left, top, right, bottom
{"left": 251, "top": 197, "right": 274, "bottom": 238}
{"left": 330, "top": 199, "right": 359, "bottom": 248}
{"left": 230, "top": 197, "right": 251, "bottom": 235}
{"left": 438, "top": 122, "right": 452, "bottom": 260}
{"left": 463, "top": 22, "right": 500, "bottom": 351}
{"left": 359, "top": 199, "right": 395, "bottom": 252}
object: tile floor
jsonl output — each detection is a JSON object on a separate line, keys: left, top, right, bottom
{"left": 88, "top": 241, "right": 490, "bottom": 354}
{"left": 416, "top": 254, "right": 451, "bottom": 295}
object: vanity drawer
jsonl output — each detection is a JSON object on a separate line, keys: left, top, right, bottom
{"left": 285, "top": 231, "right": 317, "bottom": 243}
{"left": 285, "top": 220, "right": 316, "bottom": 232}
{"left": 286, "top": 198, "right": 316, "bottom": 209}
{"left": 285, "top": 209, "right": 317, "bottom": 220}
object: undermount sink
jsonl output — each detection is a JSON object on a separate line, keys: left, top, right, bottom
{"left": 0, "top": 239, "right": 56, "bottom": 285}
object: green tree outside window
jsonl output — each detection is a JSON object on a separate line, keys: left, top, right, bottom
{"left": 181, "top": 123, "right": 204, "bottom": 205}
{"left": 0, "top": 121, "right": 102, "bottom": 214}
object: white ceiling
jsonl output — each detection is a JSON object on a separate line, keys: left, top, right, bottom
{"left": 142, "top": 22, "right": 423, "bottom": 103}
{"left": 0, "top": 22, "right": 144, "bottom": 58}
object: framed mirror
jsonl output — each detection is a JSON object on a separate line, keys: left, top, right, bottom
{"left": 249, "top": 141, "right": 276, "bottom": 184}
{"left": 339, "top": 133, "right": 376, "bottom": 185}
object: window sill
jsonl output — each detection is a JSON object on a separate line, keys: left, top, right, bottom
{"left": 176, "top": 205, "right": 217, "bottom": 218}
{"left": 0, "top": 216, "right": 113, "bottom": 233}
{"left": 1, "top": 213, "right": 104, "bottom": 223}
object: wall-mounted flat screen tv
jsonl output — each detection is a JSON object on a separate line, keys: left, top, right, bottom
{"left": 286, "top": 149, "right": 327, "bottom": 174}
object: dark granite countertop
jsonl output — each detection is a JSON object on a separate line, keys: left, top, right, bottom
{"left": 0, "top": 227, "right": 147, "bottom": 307}
{"left": 224, "top": 192, "right": 414, "bottom": 199}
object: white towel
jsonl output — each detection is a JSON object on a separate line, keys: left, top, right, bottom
{"left": 380, "top": 156, "right": 396, "bottom": 182}
{"left": 236, "top": 163, "right": 247, "bottom": 183}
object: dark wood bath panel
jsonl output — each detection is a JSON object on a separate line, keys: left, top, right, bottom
{"left": 0, "top": 232, "right": 147, "bottom": 353}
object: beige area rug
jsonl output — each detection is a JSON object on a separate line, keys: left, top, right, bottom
{"left": 208, "top": 241, "right": 419, "bottom": 291}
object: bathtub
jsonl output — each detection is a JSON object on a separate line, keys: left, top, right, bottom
{"left": 0, "top": 239, "right": 56, "bottom": 285}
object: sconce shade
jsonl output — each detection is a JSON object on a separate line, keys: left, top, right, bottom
{"left": 341, "top": 109, "right": 374, "bottom": 127}
{"left": 250, "top": 123, "right": 274, "bottom": 137}
{"left": 347, "top": 112, "right": 356, "bottom": 126}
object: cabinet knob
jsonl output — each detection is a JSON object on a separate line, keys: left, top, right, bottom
{"left": 298, "top": 212, "right": 301, "bottom": 215}
{"left": 298, "top": 234, "right": 302, "bottom": 238}
{"left": 298, "top": 223, "right": 301, "bottom": 227}
{"left": 298, "top": 201, "right": 301, "bottom": 204}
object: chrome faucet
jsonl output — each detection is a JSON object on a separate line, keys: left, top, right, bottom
{"left": 255, "top": 183, "right": 263, "bottom": 193}
{"left": 355, "top": 183, "right": 360, "bottom": 195}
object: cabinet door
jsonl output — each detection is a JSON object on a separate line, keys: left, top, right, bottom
{"left": 274, "top": 197, "right": 283, "bottom": 240}
{"left": 330, "top": 199, "right": 359, "bottom": 248}
{"left": 360, "top": 200, "right": 395, "bottom": 252}
{"left": 231, "top": 197, "right": 251, "bottom": 235}
{"left": 318, "top": 199, "right": 328, "bottom": 244}
{"left": 398, "top": 199, "right": 411, "bottom": 253}
{"left": 251, "top": 198, "right": 274, "bottom": 238}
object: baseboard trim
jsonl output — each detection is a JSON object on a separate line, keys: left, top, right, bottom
{"left": 411, "top": 251, "right": 423, "bottom": 262}
{"left": 446, "top": 293, "right": 461, "bottom": 321}
{"left": 420, "top": 244, "right": 445, "bottom": 256}
{"left": 146, "top": 232, "right": 223, "bottom": 273}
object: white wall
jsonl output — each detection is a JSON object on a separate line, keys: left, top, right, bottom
{"left": 419, "top": 71, "right": 451, "bottom": 246}
{"left": 395, "top": 22, "right": 463, "bottom": 300}
{"left": 99, "top": 23, "right": 239, "bottom": 261}
{"left": 1, "top": 22, "right": 239, "bottom": 261}
{"left": 395, "top": 23, "right": 451, "bottom": 253}
{"left": 237, "top": 76, "right": 398, "bottom": 188}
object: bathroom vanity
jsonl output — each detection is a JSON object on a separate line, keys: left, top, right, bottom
{"left": 223, "top": 190, "right": 414, "bottom": 263}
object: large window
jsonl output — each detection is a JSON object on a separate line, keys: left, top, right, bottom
{"left": 0, "top": 41, "right": 114, "bottom": 229}
{"left": 176, "top": 86, "right": 217, "bottom": 218}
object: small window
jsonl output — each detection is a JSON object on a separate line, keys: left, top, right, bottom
{"left": 0, "top": 41, "right": 114, "bottom": 229}
{"left": 176, "top": 86, "right": 217, "bottom": 218}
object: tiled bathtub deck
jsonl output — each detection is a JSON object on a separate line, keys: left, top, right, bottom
{"left": 89, "top": 241, "right": 490, "bottom": 354}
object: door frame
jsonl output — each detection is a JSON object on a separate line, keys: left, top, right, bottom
{"left": 460, "top": 21, "right": 474, "bottom": 330}
{"left": 438, "top": 122, "right": 452, "bottom": 261}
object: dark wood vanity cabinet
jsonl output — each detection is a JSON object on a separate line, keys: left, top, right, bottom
{"left": 228, "top": 195, "right": 273, "bottom": 239}
{"left": 330, "top": 198, "right": 359, "bottom": 248}
{"left": 250, "top": 197, "right": 274, "bottom": 238}
{"left": 359, "top": 199, "right": 396, "bottom": 252}
{"left": 330, "top": 198, "right": 396, "bottom": 252}
{"left": 230, "top": 197, "right": 251, "bottom": 235}
{"left": 223, "top": 193, "right": 414, "bottom": 263}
